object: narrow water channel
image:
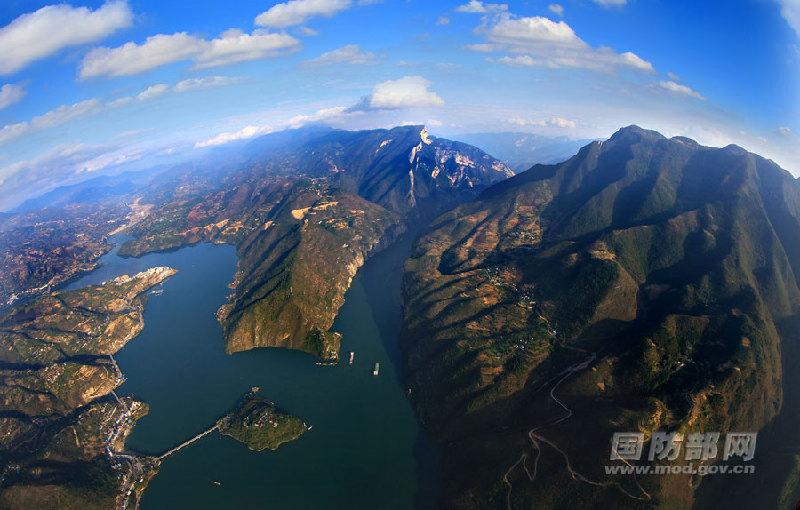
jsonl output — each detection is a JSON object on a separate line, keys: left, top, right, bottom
{"left": 67, "top": 236, "right": 438, "bottom": 509}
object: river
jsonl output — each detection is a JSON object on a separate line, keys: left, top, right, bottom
{"left": 67, "top": 236, "right": 439, "bottom": 509}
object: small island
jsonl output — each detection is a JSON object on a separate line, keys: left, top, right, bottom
{"left": 218, "top": 390, "right": 309, "bottom": 452}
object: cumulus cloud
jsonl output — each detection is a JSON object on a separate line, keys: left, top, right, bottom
{"left": 174, "top": 75, "right": 240, "bottom": 92}
{"left": 0, "top": 0, "right": 132, "bottom": 75}
{"left": 256, "top": 0, "right": 352, "bottom": 28}
{"left": 659, "top": 80, "right": 705, "bottom": 100}
{"left": 136, "top": 84, "right": 169, "bottom": 101}
{"left": 0, "top": 84, "right": 25, "bottom": 110}
{"left": 351, "top": 76, "right": 444, "bottom": 111}
{"left": 471, "top": 13, "right": 654, "bottom": 73}
{"left": 80, "top": 29, "right": 300, "bottom": 78}
{"left": 548, "top": 4, "right": 564, "bottom": 16}
{"left": 455, "top": 1, "right": 508, "bottom": 13}
{"left": 304, "top": 44, "right": 376, "bottom": 66}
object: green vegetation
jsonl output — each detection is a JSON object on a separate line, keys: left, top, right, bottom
{"left": 219, "top": 394, "right": 308, "bottom": 452}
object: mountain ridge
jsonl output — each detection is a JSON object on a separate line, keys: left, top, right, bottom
{"left": 402, "top": 124, "right": 800, "bottom": 509}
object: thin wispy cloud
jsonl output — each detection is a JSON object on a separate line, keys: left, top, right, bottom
{"left": 80, "top": 30, "right": 301, "bottom": 78}
{"left": 195, "top": 106, "right": 350, "bottom": 148}
{"left": 256, "top": 0, "right": 353, "bottom": 28}
{"left": 777, "top": 0, "right": 800, "bottom": 37}
{"left": 136, "top": 84, "right": 169, "bottom": 101}
{"left": 304, "top": 44, "right": 376, "bottom": 66}
{"left": 173, "top": 76, "right": 241, "bottom": 92}
{"left": 0, "top": 84, "right": 25, "bottom": 110}
{"left": 593, "top": 0, "right": 627, "bottom": 6}
{"left": 659, "top": 80, "right": 705, "bottom": 100}
{"left": 455, "top": 1, "right": 508, "bottom": 14}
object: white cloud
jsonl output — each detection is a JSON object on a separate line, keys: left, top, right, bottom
{"left": 437, "top": 16, "right": 451, "bottom": 26}
{"left": 0, "top": 75, "right": 238, "bottom": 145}
{"left": 0, "top": 0, "right": 132, "bottom": 75}
{"left": 0, "top": 141, "right": 146, "bottom": 210}
{"left": 287, "top": 106, "right": 349, "bottom": 127}
{"left": 510, "top": 116, "right": 576, "bottom": 128}
{"left": 300, "top": 26, "right": 320, "bottom": 36}
{"left": 304, "top": 44, "right": 376, "bottom": 66}
{"left": 195, "top": 125, "right": 274, "bottom": 148}
{"left": 778, "top": 0, "right": 800, "bottom": 37}
{"left": 195, "top": 106, "right": 351, "bottom": 148}
{"left": 0, "top": 99, "right": 105, "bottom": 144}
{"left": 455, "top": 1, "right": 508, "bottom": 13}
{"left": 0, "top": 84, "right": 25, "bottom": 110}
{"left": 475, "top": 14, "right": 654, "bottom": 73}
{"left": 194, "top": 29, "right": 301, "bottom": 69}
{"left": 593, "top": 0, "right": 627, "bottom": 6}
{"left": 548, "top": 4, "right": 564, "bottom": 16}
{"left": 80, "top": 29, "right": 300, "bottom": 78}
{"left": 31, "top": 99, "right": 104, "bottom": 130}
{"left": 174, "top": 76, "right": 240, "bottom": 92}
{"left": 137, "top": 83, "right": 169, "bottom": 101}
{"left": 256, "top": 0, "right": 352, "bottom": 28}
{"left": 659, "top": 80, "right": 705, "bottom": 100}
{"left": 495, "top": 55, "right": 537, "bottom": 66}
{"left": 80, "top": 32, "right": 205, "bottom": 78}
{"left": 353, "top": 75, "right": 444, "bottom": 110}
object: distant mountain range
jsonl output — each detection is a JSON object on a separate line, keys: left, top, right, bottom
{"left": 455, "top": 131, "right": 595, "bottom": 172}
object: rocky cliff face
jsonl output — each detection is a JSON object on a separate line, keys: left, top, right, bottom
{"left": 402, "top": 126, "right": 800, "bottom": 509}
{"left": 0, "top": 268, "right": 175, "bottom": 510}
{"left": 118, "top": 125, "right": 510, "bottom": 360}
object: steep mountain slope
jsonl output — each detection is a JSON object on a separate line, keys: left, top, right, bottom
{"left": 118, "top": 125, "right": 512, "bottom": 359}
{"left": 402, "top": 126, "right": 800, "bottom": 508}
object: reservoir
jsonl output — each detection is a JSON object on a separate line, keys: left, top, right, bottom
{"left": 67, "top": 237, "right": 438, "bottom": 509}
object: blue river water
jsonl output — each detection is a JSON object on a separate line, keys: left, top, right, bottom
{"left": 67, "top": 237, "right": 438, "bottom": 509}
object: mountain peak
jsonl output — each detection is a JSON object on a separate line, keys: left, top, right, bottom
{"left": 609, "top": 124, "right": 666, "bottom": 143}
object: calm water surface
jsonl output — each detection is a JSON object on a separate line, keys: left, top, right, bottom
{"left": 68, "top": 237, "right": 438, "bottom": 509}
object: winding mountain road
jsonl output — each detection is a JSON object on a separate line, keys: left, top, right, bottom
{"left": 502, "top": 346, "right": 651, "bottom": 509}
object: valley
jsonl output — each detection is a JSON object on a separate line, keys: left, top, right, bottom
{"left": 0, "top": 125, "right": 798, "bottom": 509}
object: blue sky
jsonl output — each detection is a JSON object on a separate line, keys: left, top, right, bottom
{"left": 0, "top": 0, "right": 798, "bottom": 210}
